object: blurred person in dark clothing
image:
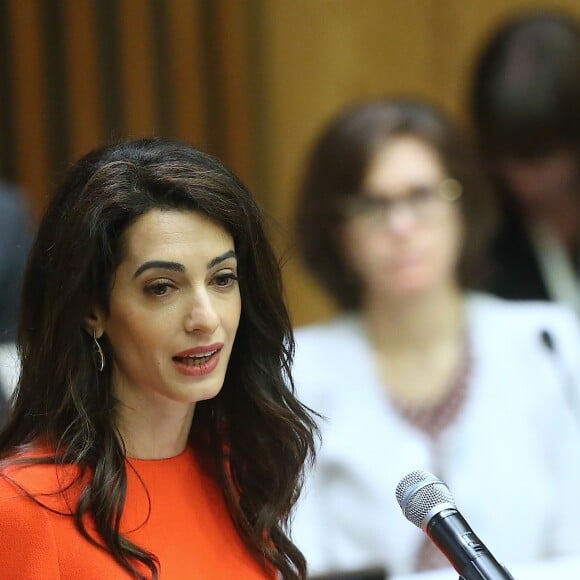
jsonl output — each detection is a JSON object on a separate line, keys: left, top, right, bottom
{"left": 0, "top": 183, "right": 33, "bottom": 342}
{"left": 0, "top": 184, "right": 32, "bottom": 423}
{"left": 470, "top": 10, "right": 580, "bottom": 315}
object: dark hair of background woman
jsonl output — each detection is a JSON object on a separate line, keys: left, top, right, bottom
{"left": 471, "top": 10, "right": 580, "bottom": 159}
{"left": 294, "top": 97, "right": 497, "bottom": 310}
{"left": 0, "top": 138, "right": 318, "bottom": 579}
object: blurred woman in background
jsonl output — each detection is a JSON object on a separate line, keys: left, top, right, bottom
{"left": 291, "top": 98, "right": 580, "bottom": 576}
{"left": 471, "top": 10, "right": 580, "bottom": 314}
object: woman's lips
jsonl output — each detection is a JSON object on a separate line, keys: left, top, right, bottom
{"left": 173, "top": 342, "right": 224, "bottom": 358}
{"left": 173, "top": 343, "right": 223, "bottom": 377}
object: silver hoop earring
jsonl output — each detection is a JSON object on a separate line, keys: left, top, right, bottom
{"left": 93, "top": 329, "right": 105, "bottom": 372}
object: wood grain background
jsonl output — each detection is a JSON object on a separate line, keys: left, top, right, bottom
{"left": 2, "top": 0, "right": 579, "bottom": 324}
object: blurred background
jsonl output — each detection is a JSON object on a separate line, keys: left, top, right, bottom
{"left": 2, "top": 0, "right": 579, "bottom": 326}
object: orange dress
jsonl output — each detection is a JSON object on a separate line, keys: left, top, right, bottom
{"left": 0, "top": 447, "right": 275, "bottom": 579}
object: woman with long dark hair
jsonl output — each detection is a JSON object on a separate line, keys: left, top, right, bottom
{"left": 0, "top": 138, "right": 317, "bottom": 579}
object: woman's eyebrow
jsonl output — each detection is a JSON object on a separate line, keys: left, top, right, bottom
{"left": 133, "top": 260, "right": 185, "bottom": 278}
{"left": 207, "top": 250, "right": 237, "bottom": 269}
{"left": 133, "top": 250, "right": 236, "bottom": 278}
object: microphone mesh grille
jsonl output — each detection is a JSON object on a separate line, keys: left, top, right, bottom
{"left": 395, "top": 470, "right": 455, "bottom": 528}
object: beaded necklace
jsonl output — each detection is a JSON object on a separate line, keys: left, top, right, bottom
{"left": 390, "top": 333, "right": 472, "bottom": 441}
{"left": 389, "top": 332, "right": 473, "bottom": 571}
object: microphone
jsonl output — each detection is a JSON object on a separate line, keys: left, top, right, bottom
{"left": 540, "top": 328, "right": 580, "bottom": 419}
{"left": 395, "top": 470, "right": 514, "bottom": 579}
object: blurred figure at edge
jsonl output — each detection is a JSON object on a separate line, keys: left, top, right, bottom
{"left": 471, "top": 10, "right": 580, "bottom": 315}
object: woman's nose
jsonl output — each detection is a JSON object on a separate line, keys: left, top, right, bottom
{"left": 381, "top": 201, "right": 419, "bottom": 234}
{"left": 184, "top": 291, "right": 220, "bottom": 334}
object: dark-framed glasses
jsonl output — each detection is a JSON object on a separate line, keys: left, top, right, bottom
{"left": 341, "top": 178, "right": 463, "bottom": 225}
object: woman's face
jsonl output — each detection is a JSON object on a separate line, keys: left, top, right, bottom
{"left": 341, "top": 136, "right": 463, "bottom": 301}
{"left": 496, "top": 149, "right": 579, "bottom": 213}
{"left": 96, "top": 209, "right": 241, "bottom": 415}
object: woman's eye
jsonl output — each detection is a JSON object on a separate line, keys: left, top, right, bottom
{"left": 214, "top": 273, "right": 238, "bottom": 288}
{"left": 410, "top": 186, "right": 437, "bottom": 205}
{"left": 145, "top": 281, "right": 175, "bottom": 296}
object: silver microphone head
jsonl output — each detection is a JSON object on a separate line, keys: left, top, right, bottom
{"left": 395, "top": 469, "right": 456, "bottom": 530}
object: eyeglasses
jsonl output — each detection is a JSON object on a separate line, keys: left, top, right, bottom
{"left": 341, "top": 178, "right": 463, "bottom": 225}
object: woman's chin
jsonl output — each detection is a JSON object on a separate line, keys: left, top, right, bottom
{"left": 382, "top": 275, "right": 441, "bottom": 300}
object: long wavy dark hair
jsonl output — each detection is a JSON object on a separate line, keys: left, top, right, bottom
{"left": 0, "top": 138, "right": 318, "bottom": 579}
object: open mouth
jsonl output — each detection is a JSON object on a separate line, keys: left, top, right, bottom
{"left": 173, "top": 350, "right": 218, "bottom": 367}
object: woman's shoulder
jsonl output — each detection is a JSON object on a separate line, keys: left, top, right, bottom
{"left": 0, "top": 451, "right": 70, "bottom": 579}
{"left": 293, "top": 314, "right": 364, "bottom": 379}
{"left": 0, "top": 460, "right": 58, "bottom": 545}
{"left": 466, "top": 293, "right": 580, "bottom": 374}
{"left": 0, "top": 447, "right": 81, "bottom": 508}
{"left": 467, "top": 292, "right": 579, "bottom": 334}
{"left": 294, "top": 313, "right": 361, "bottom": 350}
{"left": 0, "top": 466, "right": 49, "bottom": 514}
{"left": 292, "top": 315, "right": 366, "bottom": 409}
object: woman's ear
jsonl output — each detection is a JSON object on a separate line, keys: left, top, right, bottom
{"left": 84, "top": 309, "right": 105, "bottom": 339}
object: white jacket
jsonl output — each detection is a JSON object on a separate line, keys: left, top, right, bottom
{"left": 291, "top": 294, "right": 580, "bottom": 576}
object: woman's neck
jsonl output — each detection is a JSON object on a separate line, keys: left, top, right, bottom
{"left": 362, "top": 282, "right": 467, "bottom": 406}
{"left": 114, "top": 392, "right": 196, "bottom": 460}
{"left": 362, "top": 282, "right": 464, "bottom": 352}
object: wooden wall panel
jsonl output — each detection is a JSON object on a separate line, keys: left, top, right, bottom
{"left": 7, "top": 0, "right": 51, "bottom": 216}
{"left": 118, "top": 0, "right": 157, "bottom": 136}
{"left": 63, "top": 0, "right": 104, "bottom": 160}
{"left": 211, "top": 0, "right": 255, "bottom": 189}
{"left": 165, "top": 0, "right": 209, "bottom": 148}
{"left": 2, "top": 0, "right": 215, "bottom": 218}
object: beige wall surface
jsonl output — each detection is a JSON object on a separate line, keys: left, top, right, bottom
{"left": 251, "top": 0, "right": 580, "bottom": 326}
